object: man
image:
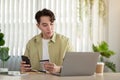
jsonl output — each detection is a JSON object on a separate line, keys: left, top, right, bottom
{"left": 20, "top": 8, "right": 74, "bottom": 73}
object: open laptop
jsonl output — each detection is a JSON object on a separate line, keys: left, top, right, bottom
{"left": 53, "top": 52, "right": 99, "bottom": 76}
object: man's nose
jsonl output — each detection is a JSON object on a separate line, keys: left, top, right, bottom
{"left": 47, "top": 25, "right": 52, "bottom": 31}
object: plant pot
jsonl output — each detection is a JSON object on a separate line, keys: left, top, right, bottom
{"left": 0, "top": 68, "right": 8, "bottom": 74}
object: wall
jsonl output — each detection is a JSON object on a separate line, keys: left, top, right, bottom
{"left": 109, "top": 0, "right": 120, "bottom": 72}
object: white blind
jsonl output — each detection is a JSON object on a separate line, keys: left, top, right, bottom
{"left": 0, "top": 0, "right": 38, "bottom": 56}
{"left": 0, "top": 0, "right": 78, "bottom": 56}
{"left": 0, "top": 0, "right": 108, "bottom": 56}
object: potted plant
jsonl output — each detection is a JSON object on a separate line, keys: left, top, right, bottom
{"left": 0, "top": 32, "right": 10, "bottom": 74}
{"left": 92, "top": 41, "right": 116, "bottom": 72}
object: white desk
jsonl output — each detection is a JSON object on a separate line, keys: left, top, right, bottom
{"left": 0, "top": 72, "right": 120, "bottom": 80}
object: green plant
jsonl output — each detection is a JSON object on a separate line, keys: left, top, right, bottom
{"left": 0, "top": 32, "right": 10, "bottom": 68}
{"left": 92, "top": 41, "right": 116, "bottom": 72}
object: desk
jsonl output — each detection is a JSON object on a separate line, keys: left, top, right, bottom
{"left": 0, "top": 72, "right": 120, "bottom": 80}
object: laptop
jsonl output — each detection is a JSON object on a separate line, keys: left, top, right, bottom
{"left": 53, "top": 52, "right": 99, "bottom": 76}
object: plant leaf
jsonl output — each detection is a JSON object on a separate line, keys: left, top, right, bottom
{"left": 105, "top": 61, "right": 116, "bottom": 72}
{"left": 0, "top": 39, "right": 5, "bottom": 46}
{"left": 92, "top": 44, "right": 99, "bottom": 52}
{"left": 4, "top": 56, "right": 10, "bottom": 61}
{"left": 0, "top": 47, "right": 10, "bottom": 61}
{"left": 0, "top": 33, "right": 4, "bottom": 39}
{"left": 0, "top": 33, "right": 5, "bottom": 46}
{"left": 98, "top": 41, "right": 108, "bottom": 51}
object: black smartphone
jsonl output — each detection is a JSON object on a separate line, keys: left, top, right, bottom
{"left": 21, "top": 56, "right": 31, "bottom": 66}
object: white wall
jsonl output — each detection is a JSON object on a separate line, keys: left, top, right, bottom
{"left": 109, "top": 0, "right": 120, "bottom": 72}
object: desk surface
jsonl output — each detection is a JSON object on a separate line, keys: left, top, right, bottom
{"left": 0, "top": 72, "right": 120, "bottom": 80}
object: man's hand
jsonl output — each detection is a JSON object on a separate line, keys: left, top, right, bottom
{"left": 44, "top": 62, "right": 61, "bottom": 73}
{"left": 20, "top": 61, "right": 31, "bottom": 73}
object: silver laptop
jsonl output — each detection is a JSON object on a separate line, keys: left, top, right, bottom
{"left": 53, "top": 52, "right": 99, "bottom": 76}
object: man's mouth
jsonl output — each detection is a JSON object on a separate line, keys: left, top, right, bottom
{"left": 47, "top": 32, "right": 52, "bottom": 34}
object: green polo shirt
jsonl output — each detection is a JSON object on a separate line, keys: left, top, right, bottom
{"left": 24, "top": 32, "right": 74, "bottom": 70}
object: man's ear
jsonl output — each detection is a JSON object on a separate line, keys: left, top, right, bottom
{"left": 36, "top": 23, "right": 41, "bottom": 30}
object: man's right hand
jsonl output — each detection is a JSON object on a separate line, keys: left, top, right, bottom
{"left": 20, "top": 61, "right": 31, "bottom": 73}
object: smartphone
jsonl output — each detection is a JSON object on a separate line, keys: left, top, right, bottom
{"left": 21, "top": 56, "right": 31, "bottom": 66}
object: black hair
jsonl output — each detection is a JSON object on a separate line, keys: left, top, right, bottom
{"left": 35, "top": 8, "right": 55, "bottom": 23}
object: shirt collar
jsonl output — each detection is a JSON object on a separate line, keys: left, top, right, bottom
{"left": 36, "top": 32, "right": 56, "bottom": 43}
{"left": 50, "top": 32, "right": 56, "bottom": 43}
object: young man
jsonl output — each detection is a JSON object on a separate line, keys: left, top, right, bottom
{"left": 20, "top": 8, "right": 74, "bottom": 73}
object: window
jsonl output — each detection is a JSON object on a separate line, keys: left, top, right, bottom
{"left": 0, "top": 0, "right": 108, "bottom": 56}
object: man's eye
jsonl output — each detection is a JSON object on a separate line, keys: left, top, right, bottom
{"left": 43, "top": 24, "right": 48, "bottom": 26}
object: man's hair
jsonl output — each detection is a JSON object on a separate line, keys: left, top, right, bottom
{"left": 35, "top": 8, "right": 56, "bottom": 23}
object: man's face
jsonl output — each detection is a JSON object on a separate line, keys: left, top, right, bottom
{"left": 37, "top": 16, "right": 54, "bottom": 39}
